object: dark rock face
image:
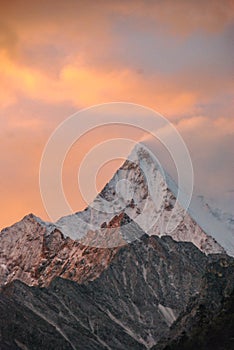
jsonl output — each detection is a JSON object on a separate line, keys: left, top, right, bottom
{"left": 0, "top": 234, "right": 233, "bottom": 350}
{"left": 153, "top": 258, "right": 234, "bottom": 350}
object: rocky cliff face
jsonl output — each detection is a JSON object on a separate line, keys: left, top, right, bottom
{"left": 0, "top": 213, "right": 119, "bottom": 287}
{"left": 153, "top": 257, "right": 234, "bottom": 350}
{"left": 1, "top": 233, "right": 232, "bottom": 350}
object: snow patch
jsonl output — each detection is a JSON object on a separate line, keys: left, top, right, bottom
{"left": 158, "top": 304, "right": 176, "bottom": 326}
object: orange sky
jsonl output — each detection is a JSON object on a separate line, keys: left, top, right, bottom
{"left": 0, "top": 0, "right": 233, "bottom": 229}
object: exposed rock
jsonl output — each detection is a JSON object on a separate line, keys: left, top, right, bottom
{"left": 0, "top": 214, "right": 119, "bottom": 287}
{"left": 1, "top": 234, "right": 232, "bottom": 350}
{"left": 152, "top": 258, "right": 234, "bottom": 350}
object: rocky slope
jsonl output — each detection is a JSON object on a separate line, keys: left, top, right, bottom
{"left": 1, "top": 233, "right": 232, "bottom": 350}
{"left": 0, "top": 213, "right": 119, "bottom": 287}
{"left": 153, "top": 258, "right": 234, "bottom": 350}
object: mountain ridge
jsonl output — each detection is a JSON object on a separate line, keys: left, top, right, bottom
{"left": 0, "top": 144, "right": 233, "bottom": 349}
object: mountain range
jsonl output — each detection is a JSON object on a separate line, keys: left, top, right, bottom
{"left": 0, "top": 145, "right": 233, "bottom": 349}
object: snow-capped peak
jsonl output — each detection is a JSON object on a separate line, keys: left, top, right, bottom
{"left": 55, "top": 144, "right": 225, "bottom": 254}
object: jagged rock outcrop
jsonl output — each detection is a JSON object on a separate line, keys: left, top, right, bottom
{"left": 0, "top": 213, "right": 119, "bottom": 287}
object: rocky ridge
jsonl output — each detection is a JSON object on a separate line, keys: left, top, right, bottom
{"left": 0, "top": 213, "right": 119, "bottom": 287}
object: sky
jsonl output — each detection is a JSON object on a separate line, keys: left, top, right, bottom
{"left": 0, "top": 0, "right": 233, "bottom": 229}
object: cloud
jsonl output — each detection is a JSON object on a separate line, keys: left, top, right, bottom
{"left": 0, "top": 0, "right": 233, "bottom": 229}
{"left": 2, "top": 1, "right": 233, "bottom": 36}
{"left": 141, "top": 114, "right": 233, "bottom": 214}
{"left": 0, "top": 0, "right": 232, "bottom": 114}
{"left": 1, "top": 47, "right": 232, "bottom": 119}
{"left": 176, "top": 116, "right": 234, "bottom": 198}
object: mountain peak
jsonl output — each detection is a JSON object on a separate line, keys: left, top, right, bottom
{"left": 55, "top": 145, "right": 225, "bottom": 254}
{"left": 0, "top": 144, "right": 232, "bottom": 349}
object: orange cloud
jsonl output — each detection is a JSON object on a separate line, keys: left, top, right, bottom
{"left": 0, "top": 49, "right": 199, "bottom": 115}
{"left": 0, "top": 0, "right": 232, "bottom": 114}
{"left": 1, "top": 1, "right": 233, "bottom": 37}
{"left": 0, "top": 0, "right": 233, "bottom": 230}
